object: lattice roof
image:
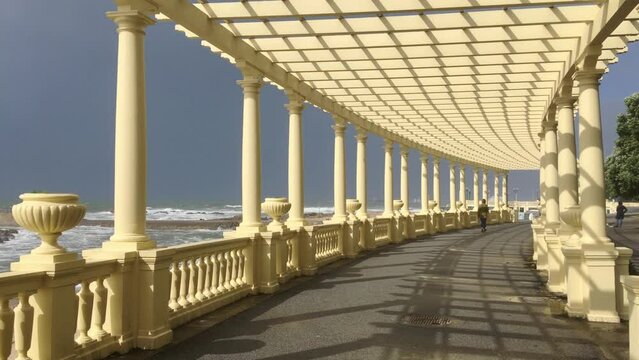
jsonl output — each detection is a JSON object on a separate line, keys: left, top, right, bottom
{"left": 151, "top": 0, "right": 639, "bottom": 170}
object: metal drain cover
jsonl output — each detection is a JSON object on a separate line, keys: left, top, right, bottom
{"left": 400, "top": 314, "right": 452, "bottom": 327}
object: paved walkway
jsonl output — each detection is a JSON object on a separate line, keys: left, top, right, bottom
{"left": 608, "top": 214, "right": 639, "bottom": 274}
{"left": 127, "top": 223, "right": 629, "bottom": 360}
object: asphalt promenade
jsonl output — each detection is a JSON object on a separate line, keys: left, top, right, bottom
{"left": 122, "top": 223, "right": 629, "bottom": 360}
{"left": 608, "top": 214, "right": 639, "bottom": 274}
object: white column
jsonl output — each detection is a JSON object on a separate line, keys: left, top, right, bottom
{"left": 544, "top": 119, "right": 560, "bottom": 226}
{"left": 286, "top": 92, "right": 306, "bottom": 228}
{"left": 449, "top": 162, "right": 457, "bottom": 213}
{"left": 383, "top": 139, "right": 394, "bottom": 217}
{"left": 575, "top": 56, "right": 619, "bottom": 322}
{"left": 473, "top": 167, "right": 480, "bottom": 210}
{"left": 235, "top": 64, "right": 265, "bottom": 234}
{"left": 502, "top": 172, "right": 508, "bottom": 208}
{"left": 332, "top": 117, "right": 347, "bottom": 222}
{"left": 433, "top": 158, "right": 441, "bottom": 212}
{"left": 575, "top": 69, "right": 610, "bottom": 244}
{"left": 459, "top": 165, "right": 467, "bottom": 211}
{"left": 493, "top": 171, "right": 500, "bottom": 209}
{"left": 557, "top": 96, "right": 579, "bottom": 215}
{"left": 539, "top": 132, "right": 547, "bottom": 221}
{"left": 420, "top": 154, "right": 429, "bottom": 214}
{"left": 482, "top": 169, "right": 488, "bottom": 203}
{"left": 106, "top": 10, "right": 155, "bottom": 250}
{"left": 355, "top": 127, "right": 368, "bottom": 219}
{"left": 400, "top": 146, "right": 410, "bottom": 215}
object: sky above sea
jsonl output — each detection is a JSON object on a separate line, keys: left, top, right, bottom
{"left": 1, "top": 1, "right": 638, "bottom": 210}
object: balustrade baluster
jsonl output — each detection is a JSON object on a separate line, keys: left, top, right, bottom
{"left": 217, "top": 253, "right": 227, "bottom": 294}
{"left": 14, "top": 292, "right": 33, "bottom": 360}
{"left": 0, "top": 297, "right": 14, "bottom": 360}
{"left": 203, "top": 255, "right": 213, "bottom": 298}
{"left": 187, "top": 259, "right": 198, "bottom": 304}
{"left": 76, "top": 281, "right": 94, "bottom": 345}
{"left": 230, "top": 250, "right": 239, "bottom": 289}
{"left": 178, "top": 260, "right": 190, "bottom": 307}
{"left": 211, "top": 253, "right": 221, "bottom": 295}
{"left": 224, "top": 252, "right": 233, "bottom": 291}
{"left": 236, "top": 249, "right": 245, "bottom": 286}
{"left": 89, "top": 278, "right": 108, "bottom": 341}
{"left": 169, "top": 263, "right": 181, "bottom": 310}
{"left": 195, "top": 257, "right": 206, "bottom": 301}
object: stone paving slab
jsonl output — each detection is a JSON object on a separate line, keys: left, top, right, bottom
{"left": 119, "top": 223, "right": 629, "bottom": 360}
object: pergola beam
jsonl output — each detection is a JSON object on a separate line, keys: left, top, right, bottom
{"left": 193, "top": 0, "right": 603, "bottom": 20}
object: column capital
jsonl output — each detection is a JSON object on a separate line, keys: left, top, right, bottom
{"left": 400, "top": 145, "right": 409, "bottom": 156}
{"left": 284, "top": 90, "right": 304, "bottom": 113}
{"left": 574, "top": 69, "right": 605, "bottom": 86}
{"left": 236, "top": 61, "right": 263, "bottom": 90}
{"left": 355, "top": 126, "right": 368, "bottom": 142}
{"left": 384, "top": 138, "right": 394, "bottom": 151}
{"left": 107, "top": 10, "right": 155, "bottom": 33}
{"left": 555, "top": 96, "right": 577, "bottom": 109}
{"left": 420, "top": 153, "right": 429, "bottom": 163}
{"left": 332, "top": 116, "right": 347, "bottom": 134}
{"left": 542, "top": 120, "right": 558, "bottom": 132}
{"left": 433, "top": 157, "right": 440, "bottom": 165}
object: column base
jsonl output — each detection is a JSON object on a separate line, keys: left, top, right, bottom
{"left": 331, "top": 214, "right": 348, "bottom": 223}
{"left": 228, "top": 222, "right": 266, "bottom": 237}
{"left": 102, "top": 238, "right": 156, "bottom": 251}
{"left": 582, "top": 242, "right": 620, "bottom": 323}
{"left": 286, "top": 218, "right": 308, "bottom": 230}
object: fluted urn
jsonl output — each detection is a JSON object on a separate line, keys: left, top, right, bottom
{"left": 428, "top": 200, "right": 438, "bottom": 212}
{"left": 346, "top": 199, "right": 361, "bottom": 221}
{"left": 560, "top": 204, "right": 581, "bottom": 228}
{"left": 261, "top": 197, "right": 291, "bottom": 231}
{"left": 393, "top": 200, "right": 404, "bottom": 216}
{"left": 12, "top": 193, "right": 85, "bottom": 256}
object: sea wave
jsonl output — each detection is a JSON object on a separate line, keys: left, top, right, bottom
{"left": 84, "top": 205, "right": 339, "bottom": 221}
{"left": 0, "top": 225, "right": 222, "bottom": 272}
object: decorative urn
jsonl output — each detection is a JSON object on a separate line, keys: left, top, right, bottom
{"left": 393, "top": 200, "right": 404, "bottom": 216}
{"left": 428, "top": 200, "right": 438, "bottom": 212}
{"left": 261, "top": 197, "right": 291, "bottom": 231}
{"left": 12, "top": 193, "right": 86, "bottom": 256}
{"left": 346, "top": 199, "right": 361, "bottom": 221}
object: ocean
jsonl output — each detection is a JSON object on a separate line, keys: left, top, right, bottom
{"left": 0, "top": 203, "right": 341, "bottom": 272}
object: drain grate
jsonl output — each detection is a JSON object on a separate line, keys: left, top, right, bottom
{"left": 400, "top": 313, "right": 452, "bottom": 327}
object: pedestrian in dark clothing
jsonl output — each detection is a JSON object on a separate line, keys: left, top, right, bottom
{"left": 478, "top": 199, "right": 489, "bottom": 232}
{"left": 616, "top": 201, "right": 628, "bottom": 227}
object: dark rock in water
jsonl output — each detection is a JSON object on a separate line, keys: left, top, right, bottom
{"left": 0, "top": 229, "right": 18, "bottom": 243}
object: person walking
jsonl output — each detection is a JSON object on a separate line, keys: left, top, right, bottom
{"left": 478, "top": 199, "right": 489, "bottom": 232}
{"left": 616, "top": 201, "right": 628, "bottom": 227}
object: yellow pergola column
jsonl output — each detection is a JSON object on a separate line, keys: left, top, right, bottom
{"left": 106, "top": 10, "right": 156, "bottom": 251}
{"left": 285, "top": 92, "right": 306, "bottom": 229}
{"left": 433, "top": 157, "right": 441, "bottom": 213}
{"left": 459, "top": 164, "right": 467, "bottom": 211}
{"left": 420, "top": 154, "right": 429, "bottom": 214}
{"left": 543, "top": 114, "right": 564, "bottom": 293}
{"left": 355, "top": 126, "right": 368, "bottom": 219}
{"left": 448, "top": 162, "right": 457, "bottom": 214}
{"left": 539, "top": 132, "right": 547, "bottom": 222}
{"left": 473, "top": 167, "right": 480, "bottom": 210}
{"left": 400, "top": 146, "right": 410, "bottom": 216}
{"left": 493, "top": 171, "right": 500, "bottom": 210}
{"left": 482, "top": 168, "right": 488, "bottom": 203}
{"left": 236, "top": 63, "right": 266, "bottom": 234}
{"left": 575, "top": 50, "right": 619, "bottom": 322}
{"left": 502, "top": 172, "right": 508, "bottom": 208}
{"left": 383, "top": 139, "right": 394, "bottom": 217}
{"left": 332, "top": 117, "right": 348, "bottom": 222}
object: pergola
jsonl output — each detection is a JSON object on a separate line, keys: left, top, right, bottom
{"left": 4, "top": 2, "right": 639, "bottom": 359}
{"left": 147, "top": 0, "right": 639, "bottom": 170}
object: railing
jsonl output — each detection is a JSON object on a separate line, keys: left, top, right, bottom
{"left": 444, "top": 212, "right": 457, "bottom": 230}
{"left": 277, "top": 230, "right": 299, "bottom": 282}
{"left": 0, "top": 271, "right": 42, "bottom": 360}
{"left": 468, "top": 211, "right": 479, "bottom": 226}
{"left": 489, "top": 210, "right": 501, "bottom": 224}
{"left": 311, "top": 223, "right": 342, "bottom": 267}
{"left": 0, "top": 258, "right": 118, "bottom": 360}
{"left": 413, "top": 214, "right": 429, "bottom": 237}
{"left": 166, "top": 236, "right": 252, "bottom": 328}
{"left": 372, "top": 217, "right": 391, "bottom": 245}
